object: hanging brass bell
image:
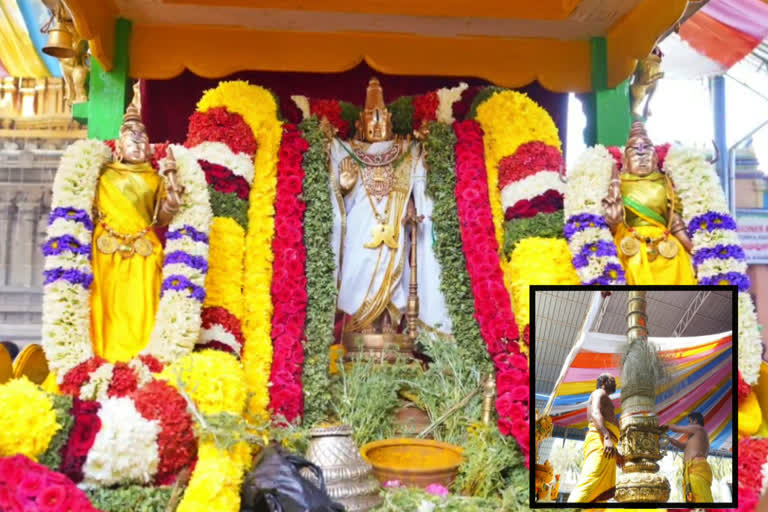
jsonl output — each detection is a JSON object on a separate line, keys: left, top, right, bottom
{"left": 43, "top": 20, "right": 76, "bottom": 59}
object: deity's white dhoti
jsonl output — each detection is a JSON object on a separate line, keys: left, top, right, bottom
{"left": 330, "top": 138, "right": 452, "bottom": 333}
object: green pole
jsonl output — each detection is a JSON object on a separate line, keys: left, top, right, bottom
{"left": 73, "top": 18, "right": 132, "bottom": 140}
{"left": 589, "top": 37, "right": 631, "bottom": 147}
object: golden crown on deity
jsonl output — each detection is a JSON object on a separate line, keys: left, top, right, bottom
{"left": 627, "top": 121, "right": 653, "bottom": 145}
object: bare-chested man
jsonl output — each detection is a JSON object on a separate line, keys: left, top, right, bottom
{"left": 664, "top": 412, "right": 713, "bottom": 503}
{"left": 568, "top": 373, "right": 625, "bottom": 503}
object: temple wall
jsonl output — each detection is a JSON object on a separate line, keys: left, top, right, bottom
{"left": 0, "top": 139, "right": 63, "bottom": 347}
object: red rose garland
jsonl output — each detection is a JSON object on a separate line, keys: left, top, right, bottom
{"left": 498, "top": 141, "right": 563, "bottom": 189}
{"left": 199, "top": 160, "right": 250, "bottom": 201}
{"left": 59, "top": 399, "right": 101, "bottom": 483}
{"left": 133, "top": 380, "right": 197, "bottom": 485}
{"left": 453, "top": 120, "right": 530, "bottom": 462}
{"left": 413, "top": 91, "right": 439, "bottom": 130}
{"left": 267, "top": 124, "right": 310, "bottom": 422}
{"left": 504, "top": 189, "right": 564, "bottom": 221}
{"left": 186, "top": 107, "right": 258, "bottom": 156}
{"left": 310, "top": 99, "right": 350, "bottom": 139}
{"left": 0, "top": 455, "right": 99, "bottom": 512}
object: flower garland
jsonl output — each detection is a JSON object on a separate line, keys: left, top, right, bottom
{"left": 0, "top": 454, "right": 99, "bottom": 512}
{"left": 197, "top": 80, "right": 283, "bottom": 422}
{"left": 564, "top": 146, "right": 627, "bottom": 285}
{"left": 664, "top": 145, "right": 761, "bottom": 385}
{"left": 81, "top": 397, "right": 161, "bottom": 487}
{"left": 177, "top": 441, "right": 251, "bottom": 512}
{"left": 267, "top": 123, "right": 309, "bottom": 422}
{"left": 300, "top": 118, "right": 338, "bottom": 426}
{"left": 59, "top": 398, "right": 101, "bottom": 483}
{"left": 453, "top": 120, "right": 528, "bottom": 461}
{"left": 413, "top": 91, "right": 439, "bottom": 131}
{"left": 473, "top": 90, "right": 564, "bottom": 303}
{"left": 186, "top": 107, "right": 258, "bottom": 155}
{"left": 289, "top": 96, "right": 360, "bottom": 139}
{"left": 132, "top": 380, "right": 197, "bottom": 485}
{"left": 186, "top": 115, "right": 254, "bottom": 362}
{"left": 423, "top": 121, "right": 490, "bottom": 372}
{"left": 0, "top": 378, "right": 60, "bottom": 460}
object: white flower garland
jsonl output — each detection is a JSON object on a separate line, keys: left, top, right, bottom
{"left": 189, "top": 141, "right": 254, "bottom": 184}
{"left": 143, "top": 144, "right": 213, "bottom": 364}
{"left": 42, "top": 140, "right": 110, "bottom": 376}
{"left": 665, "top": 145, "right": 761, "bottom": 384}
{"left": 82, "top": 397, "right": 160, "bottom": 487}
{"left": 500, "top": 170, "right": 564, "bottom": 210}
{"left": 436, "top": 82, "right": 468, "bottom": 124}
{"left": 563, "top": 146, "right": 625, "bottom": 285}
{"left": 42, "top": 141, "right": 213, "bottom": 383}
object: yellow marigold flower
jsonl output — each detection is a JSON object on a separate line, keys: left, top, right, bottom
{"left": 0, "top": 378, "right": 59, "bottom": 460}
{"left": 159, "top": 350, "right": 247, "bottom": 416}
{"left": 204, "top": 217, "right": 246, "bottom": 319}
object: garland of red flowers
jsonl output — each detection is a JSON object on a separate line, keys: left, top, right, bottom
{"left": 267, "top": 124, "right": 309, "bottom": 422}
{"left": 498, "top": 141, "right": 563, "bottom": 189}
{"left": 0, "top": 454, "right": 99, "bottom": 512}
{"left": 199, "top": 160, "right": 250, "bottom": 201}
{"left": 452, "top": 120, "right": 530, "bottom": 462}
{"left": 186, "top": 107, "right": 258, "bottom": 155}
{"left": 58, "top": 399, "right": 101, "bottom": 484}
{"left": 199, "top": 306, "right": 245, "bottom": 356}
{"left": 504, "top": 189, "right": 564, "bottom": 221}
{"left": 107, "top": 362, "right": 139, "bottom": 398}
{"left": 310, "top": 99, "right": 350, "bottom": 139}
{"left": 60, "top": 357, "right": 106, "bottom": 397}
{"left": 413, "top": 91, "right": 439, "bottom": 130}
{"left": 132, "top": 380, "right": 197, "bottom": 485}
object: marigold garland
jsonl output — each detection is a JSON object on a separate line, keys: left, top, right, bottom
{"left": 508, "top": 238, "right": 579, "bottom": 328}
{"left": 300, "top": 118, "right": 338, "bottom": 426}
{"left": 176, "top": 441, "right": 251, "bottom": 512}
{"left": 0, "top": 378, "right": 60, "bottom": 460}
{"left": 197, "top": 81, "right": 283, "bottom": 422}
{"left": 268, "top": 123, "right": 309, "bottom": 422}
{"left": 453, "top": 120, "right": 528, "bottom": 460}
{"left": 202, "top": 217, "right": 246, "bottom": 319}
{"left": 423, "top": 121, "right": 490, "bottom": 373}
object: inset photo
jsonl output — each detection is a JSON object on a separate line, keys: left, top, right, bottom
{"left": 530, "top": 286, "right": 736, "bottom": 509}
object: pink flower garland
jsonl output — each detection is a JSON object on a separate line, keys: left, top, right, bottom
{"left": 453, "top": 120, "right": 530, "bottom": 462}
{"left": 267, "top": 124, "right": 310, "bottom": 422}
{"left": 0, "top": 454, "right": 99, "bottom": 512}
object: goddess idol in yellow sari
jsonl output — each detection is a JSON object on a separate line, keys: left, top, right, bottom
{"left": 90, "top": 101, "right": 184, "bottom": 362}
{"left": 602, "top": 122, "right": 696, "bottom": 285}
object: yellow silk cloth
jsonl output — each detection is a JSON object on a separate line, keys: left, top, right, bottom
{"left": 613, "top": 224, "right": 696, "bottom": 285}
{"left": 620, "top": 171, "right": 681, "bottom": 227}
{"left": 739, "top": 388, "right": 762, "bottom": 439}
{"left": 567, "top": 422, "right": 620, "bottom": 503}
{"left": 90, "top": 162, "right": 164, "bottom": 363}
{"left": 0, "top": 0, "right": 50, "bottom": 77}
{"left": 683, "top": 458, "right": 713, "bottom": 503}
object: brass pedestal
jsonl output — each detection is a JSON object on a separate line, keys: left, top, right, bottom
{"left": 616, "top": 412, "right": 670, "bottom": 502}
{"left": 342, "top": 332, "right": 414, "bottom": 363}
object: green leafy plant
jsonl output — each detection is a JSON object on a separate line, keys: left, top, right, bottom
{"left": 86, "top": 486, "right": 173, "bottom": 512}
{"left": 39, "top": 394, "right": 74, "bottom": 471}
{"left": 503, "top": 211, "right": 565, "bottom": 255}
{"left": 299, "top": 117, "right": 338, "bottom": 427}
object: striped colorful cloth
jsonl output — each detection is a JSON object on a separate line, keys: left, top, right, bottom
{"left": 546, "top": 331, "right": 733, "bottom": 452}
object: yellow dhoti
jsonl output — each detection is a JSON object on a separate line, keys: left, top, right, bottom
{"left": 615, "top": 224, "right": 696, "bottom": 285}
{"left": 684, "top": 457, "right": 713, "bottom": 503}
{"left": 568, "top": 423, "right": 620, "bottom": 503}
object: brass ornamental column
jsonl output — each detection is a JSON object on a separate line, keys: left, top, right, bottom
{"left": 615, "top": 291, "right": 670, "bottom": 502}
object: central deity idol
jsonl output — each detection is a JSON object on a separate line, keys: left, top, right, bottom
{"left": 331, "top": 78, "right": 451, "bottom": 356}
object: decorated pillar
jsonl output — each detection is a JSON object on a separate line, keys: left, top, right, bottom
{"left": 588, "top": 37, "right": 632, "bottom": 147}
{"left": 615, "top": 290, "right": 670, "bottom": 502}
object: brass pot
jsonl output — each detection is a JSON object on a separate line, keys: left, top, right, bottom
{"left": 304, "top": 425, "right": 382, "bottom": 511}
{"left": 361, "top": 438, "right": 463, "bottom": 489}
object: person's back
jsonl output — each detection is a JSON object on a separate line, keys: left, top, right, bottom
{"left": 665, "top": 412, "right": 712, "bottom": 503}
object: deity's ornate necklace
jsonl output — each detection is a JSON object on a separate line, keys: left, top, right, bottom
{"left": 618, "top": 173, "right": 678, "bottom": 261}
{"left": 338, "top": 139, "right": 411, "bottom": 249}
{"left": 94, "top": 190, "right": 158, "bottom": 258}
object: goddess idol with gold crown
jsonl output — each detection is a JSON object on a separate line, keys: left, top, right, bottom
{"left": 602, "top": 121, "right": 696, "bottom": 285}
{"left": 331, "top": 78, "right": 451, "bottom": 352}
